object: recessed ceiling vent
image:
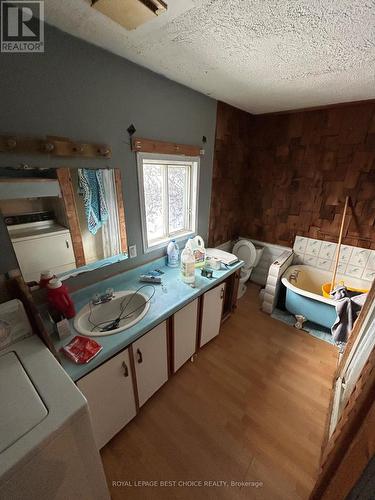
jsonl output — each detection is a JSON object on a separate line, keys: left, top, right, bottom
{"left": 91, "top": 0, "right": 167, "bottom": 30}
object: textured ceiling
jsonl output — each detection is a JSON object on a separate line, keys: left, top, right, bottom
{"left": 46, "top": 0, "right": 375, "bottom": 113}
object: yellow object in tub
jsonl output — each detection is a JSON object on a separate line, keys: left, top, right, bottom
{"left": 322, "top": 282, "right": 369, "bottom": 299}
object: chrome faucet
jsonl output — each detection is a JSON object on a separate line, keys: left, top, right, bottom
{"left": 289, "top": 270, "right": 300, "bottom": 282}
{"left": 92, "top": 288, "right": 114, "bottom": 306}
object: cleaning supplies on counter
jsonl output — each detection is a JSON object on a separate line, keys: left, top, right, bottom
{"left": 167, "top": 240, "right": 180, "bottom": 267}
{"left": 201, "top": 268, "right": 214, "bottom": 279}
{"left": 47, "top": 279, "right": 76, "bottom": 319}
{"left": 185, "top": 235, "right": 206, "bottom": 267}
{"left": 205, "top": 256, "right": 222, "bottom": 270}
{"left": 180, "top": 246, "right": 196, "bottom": 284}
{"left": 39, "top": 270, "right": 55, "bottom": 288}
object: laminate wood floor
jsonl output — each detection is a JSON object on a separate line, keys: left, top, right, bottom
{"left": 101, "top": 284, "right": 338, "bottom": 500}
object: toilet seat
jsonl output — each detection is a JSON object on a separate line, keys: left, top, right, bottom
{"left": 233, "top": 239, "right": 264, "bottom": 299}
{"left": 232, "top": 240, "right": 257, "bottom": 270}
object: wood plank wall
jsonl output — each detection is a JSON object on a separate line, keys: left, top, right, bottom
{"left": 209, "top": 101, "right": 375, "bottom": 249}
{"left": 208, "top": 102, "right": 252, "bottom": 246}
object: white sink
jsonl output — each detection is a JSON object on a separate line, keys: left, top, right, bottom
{"left": 74, "top": 291, "right": 150, "bottom": 336}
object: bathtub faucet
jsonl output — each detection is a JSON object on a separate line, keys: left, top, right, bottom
{"left": 290, "top": 270, "right": 300, "bottom": 282}
{"left": 92, "top": 288, "right": 115, "bottom": 305}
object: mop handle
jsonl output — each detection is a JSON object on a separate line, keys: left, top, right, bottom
{"left": 330, "top": 196, "right": 350, "bottom": 293}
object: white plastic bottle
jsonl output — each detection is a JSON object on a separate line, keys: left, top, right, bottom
{"left": 185, "top": 235, "right": 206, "bottom": 268}
{"left": 167, "top": 240, "right": 180, "bottom": 267}
{"left": 180, "top": 246, "right": 195, "bottom": 284}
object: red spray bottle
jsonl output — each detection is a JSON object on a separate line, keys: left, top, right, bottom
{"left": 47, "top": 278, "right": 76, "bottom": 319}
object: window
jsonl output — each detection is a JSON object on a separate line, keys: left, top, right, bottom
{"left": 137, "top": 153, "right": 199, "bottom": 252}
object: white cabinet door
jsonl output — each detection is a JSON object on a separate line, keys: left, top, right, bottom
{"left": 77, "top": 348, "right": 136, "bottom": 449}
{"left": 200, "top": 283, "right": 226, "bottom": 348}
{"left": 133, "top": 321, "right": 168, "bottom": 407}
{"left": 173, "top": 299, "right": 198, "bottom": 372}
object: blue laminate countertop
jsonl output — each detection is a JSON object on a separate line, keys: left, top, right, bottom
{"left": 51, "top": 256, "right": 243, "bottom": 381}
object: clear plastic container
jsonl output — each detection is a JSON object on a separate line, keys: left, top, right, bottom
{"left": 180, "top": 246, "right": 195, "bottom": 284}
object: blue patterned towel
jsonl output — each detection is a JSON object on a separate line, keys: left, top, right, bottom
{"left": 78, "top": 169, "right": 109, "bottom": 234}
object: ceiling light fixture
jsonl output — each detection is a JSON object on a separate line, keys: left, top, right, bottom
{"left": 91, "top": 0, "right": 167, "bottom": 31}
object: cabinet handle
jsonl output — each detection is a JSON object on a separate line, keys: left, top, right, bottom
{"left": 122, "top": 361, "right": 129, "bottom": 377}
{"left": 136, "top": 348, "right": 143, "bottom": 364}
{"left": 65, "top": 240, "right": 70, "bottom": 248}
{"left": 220, "top": 287, "right": 224, "bottom": 299}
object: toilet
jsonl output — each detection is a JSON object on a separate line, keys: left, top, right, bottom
{"left": 232, "top": 239, "right": 264, "bottom": 298}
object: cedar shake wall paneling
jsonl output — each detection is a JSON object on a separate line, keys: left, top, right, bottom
{"left": 208, "top": 102, "right": 252, "bottom": 246}
{"left": 209, "top": 101, "right": 375, "bottom": 249}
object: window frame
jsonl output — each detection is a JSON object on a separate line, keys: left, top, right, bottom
{"left": 137, "top": 152, "right": 200, "bottom": 253}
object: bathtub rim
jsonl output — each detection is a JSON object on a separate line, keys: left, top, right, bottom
{"left": 282, "top": 265, "right": 337, "bottom": 306}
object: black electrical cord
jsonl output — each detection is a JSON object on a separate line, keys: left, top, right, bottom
{"left": 88, "top": 286, "right": 155, "bottom": 332}
{"left": 87, "top": 284, "right": 156, "bottom": 333}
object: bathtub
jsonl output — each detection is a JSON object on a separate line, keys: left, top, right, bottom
{"left": 281, "top": 265, "right": 371, "bottom": 329}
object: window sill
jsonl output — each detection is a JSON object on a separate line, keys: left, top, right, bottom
{"left": 145, "top": 231, "right": 195, "bottom": 253}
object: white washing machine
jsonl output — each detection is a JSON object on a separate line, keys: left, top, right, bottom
{"left": 0, "top": 299, "right": 110, "bottom": 500}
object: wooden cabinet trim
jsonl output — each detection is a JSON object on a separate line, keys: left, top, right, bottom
{"left": 196, "top": 295, "right": 204, "bottom": 353}
{"left": 167, "top": 316, "right": 173, "bottom": 377}
{"left": 128, "top": 345, "right": 140, "bottom": 414}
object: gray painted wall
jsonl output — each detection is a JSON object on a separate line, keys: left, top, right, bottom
{"left": 0, "top": 24, "right": 217, "bottom": 287}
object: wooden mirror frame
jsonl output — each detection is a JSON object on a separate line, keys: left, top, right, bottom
{"left": 57, "top": 167, "right": 128, "bottom": 269}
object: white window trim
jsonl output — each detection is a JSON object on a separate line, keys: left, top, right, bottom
{"left": 137, "top": 152, "right": 200, "bottom": 253}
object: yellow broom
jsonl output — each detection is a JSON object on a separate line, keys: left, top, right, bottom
{"left": 322, "top": 196, "right": 368, "bottom": 298}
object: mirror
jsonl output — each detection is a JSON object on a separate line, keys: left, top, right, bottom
{"left": 0, "top": 167, "right": 128, "bottom": 284}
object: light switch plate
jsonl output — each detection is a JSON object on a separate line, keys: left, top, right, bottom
{"left": 129, "top": 245, "right": 137, "bottom": 258}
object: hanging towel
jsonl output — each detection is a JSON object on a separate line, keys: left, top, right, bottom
{"left": 101, "top": 169, "right": 121, "bottom": 258}
{"left": 330, "top": 285, "right": 367, "bottom": 343}
{"left": 78, "top": 168, "right": 109, "bottom": 235}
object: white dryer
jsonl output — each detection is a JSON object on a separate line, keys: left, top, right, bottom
{"left": 0, "top": 300, "right": 110, "bottom": 500}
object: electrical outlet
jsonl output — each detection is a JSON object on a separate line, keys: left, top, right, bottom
{"left": 129, "top": 245, "right": 137, "bottom": 258}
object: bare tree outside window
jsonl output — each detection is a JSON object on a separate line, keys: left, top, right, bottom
{"left": 138, "top": 154, "right": 199, "bottom": 252}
